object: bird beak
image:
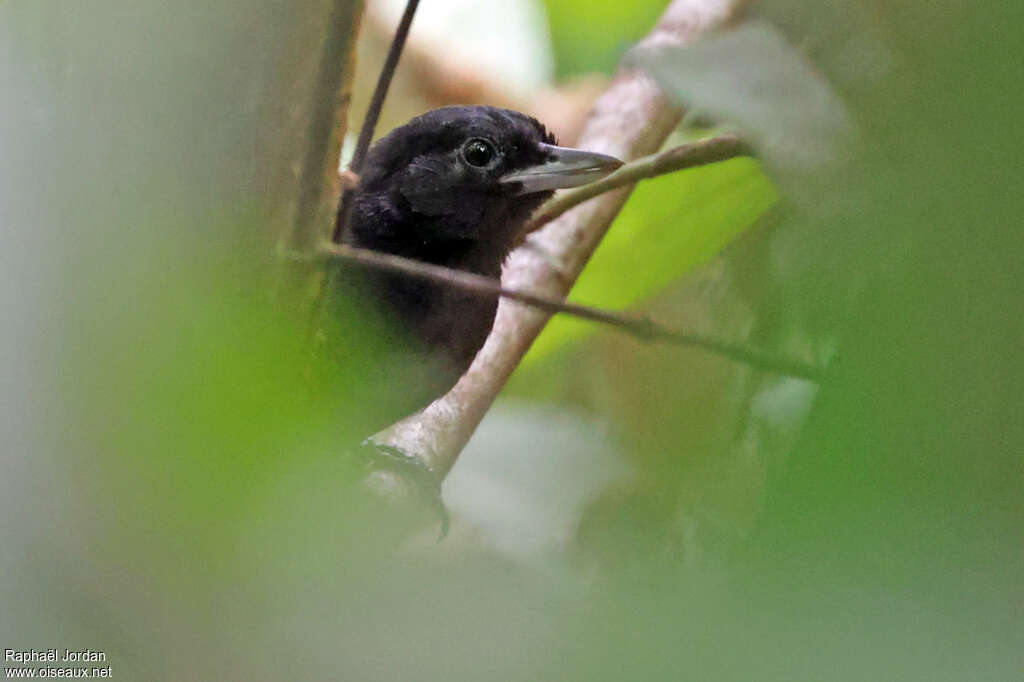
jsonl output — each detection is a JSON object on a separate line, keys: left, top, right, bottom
{"left": 500, "top": 143, "right": 623, "bottom": 195}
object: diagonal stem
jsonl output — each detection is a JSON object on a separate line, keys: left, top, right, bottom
{"left": 332, "top": 0, "right": 421, "bottom": 243}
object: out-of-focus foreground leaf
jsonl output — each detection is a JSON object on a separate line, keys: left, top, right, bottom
{"left": 2, "top": 1, "right": 1021, "bottom": 680}
{"left": 0, "top": 2, "right": 422, "bottom": 679}
{"left": 630, "top": 21, "right": 855, "bottom": 176}
{"left": 507, "top": 2, "right": 1023, "bottom": 678}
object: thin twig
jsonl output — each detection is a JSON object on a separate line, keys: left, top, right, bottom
{"left": 316, "top": 242, "right": 822, "bottom": 382}
{"left": 332, "top": 0, "right": 421, "bottom": 243}
{"left": 522, "top": 134, "right": 751, "bottom": 238}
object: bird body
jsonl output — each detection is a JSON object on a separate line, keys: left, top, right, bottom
{"left": 336, "top": 106, "right": 621, "bottom": 423}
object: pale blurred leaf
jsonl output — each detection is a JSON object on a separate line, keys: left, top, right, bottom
{"left": 629, "top": 21, "right": 854, "bottom": 174}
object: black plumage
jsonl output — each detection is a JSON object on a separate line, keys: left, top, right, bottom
{"left": 335, "top": 105, "right": 621, "bottom": 423}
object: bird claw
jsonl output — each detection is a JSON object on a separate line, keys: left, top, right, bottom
{"left": 358, "top": 440, "right": 449, "bottom": 539}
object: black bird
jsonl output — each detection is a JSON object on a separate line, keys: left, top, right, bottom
{"left": 335, "top": 105, "right": 622, "bottom": 424}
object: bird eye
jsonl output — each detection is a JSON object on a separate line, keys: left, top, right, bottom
{"left": 462, "top": 138, "right": 496, "bottom": 167}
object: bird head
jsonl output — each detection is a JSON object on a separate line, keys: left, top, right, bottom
{"left": 355, "top": 106, "right": 622, "bottom": 246}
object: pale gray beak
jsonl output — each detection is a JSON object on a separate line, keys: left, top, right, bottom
{"left": 500, "top": 143, "right": 623, "bottom": 195}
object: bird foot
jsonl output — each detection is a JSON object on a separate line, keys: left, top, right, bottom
{"left": 358, "top": 440, "right": 449, "bottom": 539}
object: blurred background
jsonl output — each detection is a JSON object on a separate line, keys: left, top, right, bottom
{"left": 2, "top": 0, "right": 1021, "bottom": 679}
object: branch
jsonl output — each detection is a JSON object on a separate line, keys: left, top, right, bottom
{"left": 522, "top": 134, "right": 751, "bottom": 237}
{"left": 317, "top": 242, "right": 821, "bottom": 381}
{"left": 332, "top": 0, "right": 421, "bottom": 243}
{"left": 371, "top": 0, "right": 753, "bottom": 481}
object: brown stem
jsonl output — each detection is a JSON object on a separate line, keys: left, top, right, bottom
{"left": 522, "top": 134, "right": 751, "bottom": 238}
{"left": 318, "top": 242, "right": 821, "bottom": 381}
{"left": 333, "top": 0, "right": 421, "bottom": 243}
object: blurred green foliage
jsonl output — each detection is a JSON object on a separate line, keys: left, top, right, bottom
{"left": 542, "top": 0, "right": 667, "bottom": 77}
{"left": 2, "top": 1, "right": 1022, "bottom": 680}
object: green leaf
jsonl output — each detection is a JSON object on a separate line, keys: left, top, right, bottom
{"left": 523, "top": 154, "right": 777, "bottom": 365}
{"left": 541, "top": 0, "right": 667, "bottom": 76}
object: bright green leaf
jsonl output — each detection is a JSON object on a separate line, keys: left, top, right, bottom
{"left": 542, "top": 0, "right": 666, "bottom": 76}
{"left": 524, "top": 154, "right": 777, "bottom": 365}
